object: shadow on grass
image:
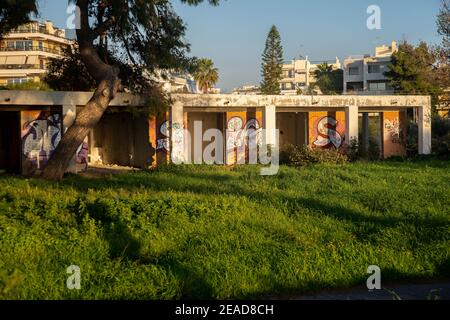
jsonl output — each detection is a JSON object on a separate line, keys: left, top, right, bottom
{"left": 2, "top": 164, "right": 449, "bottom": 299}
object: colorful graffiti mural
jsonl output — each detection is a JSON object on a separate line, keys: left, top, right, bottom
{"left": 384, "top": 118, "right": 402, "bottom": 144}
{"left": 226, "top": 115, "right": 263, "bottom": 164}
{"left": 76, "top": 142, "right": 89, "bottom": 171}
{"left": 21, "top": 111, "right": 61, "bottom": 171}
{"left": 382, "top": 111, "right": 407, "bottom": 158}
{"left": 308, "top": 112, "right": 346, "bottom": 149}
{"left": 156, "top": 120, "right": 170, "bottom": 152}
{"left": 226, "top": 117, "right": 262, "bottom": 150}
{"left": 313, "top": 116, "right": 343, "bottom": 149}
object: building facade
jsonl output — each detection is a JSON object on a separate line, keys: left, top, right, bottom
{"left": 0, "top": 21, "right": 72, "bottom": 86}
{"left": 0, "top": 91, "right": 432, "bottom": 175}
{"left": 280, "top": 57, "right": 341, "bottom": 95}
{"left": 344, "top": 41, "right": 398, "bottom": 94}
{"left": 232, "top": 85, "right": 261, "bottom": 95}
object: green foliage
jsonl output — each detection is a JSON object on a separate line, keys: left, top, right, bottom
{"left": 0, "top": 0, "right": 37, "bottom": 38}
{"left": 406, "top": 121, "right": 419, "bottom": 157}
{"left": 191, "top": 58, "right": 219, "bottom": 93}
{"left": 280, "top": 144, "right": 348, "bottom": 166}
{"left": 432, "top": 116, "right": 450, "bottom": 158}
{"left": 384, "top": 41, "right": 442, "bottom": 109}
{"left": 344, "top": 138, "right": 361, "bottom": 162}
{"left": 437, "top": 0, "right": 450, "bottom": 58}
{"left": 260, "top": 25, "right": 283, "bottom": 95}
{"left": 312, "top": 63, "right": 344, "bottom": 94}
{"left": 44, "top": 46, "right": 97, "bottom": 92}
{"left": 0, "top": 162, "right": 450, "bottom": 299}
{"left": 0, "top": 81, "right": 51, "bottom": 91}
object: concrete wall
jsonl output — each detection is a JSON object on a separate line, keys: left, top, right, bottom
{"left": 308, "top": 111, "right": 346, "bottom": 149}
{"left": 90, "top": 112, "right": 150, "bottom": 168}
{"left": 381, "top": 111, "right": 407, "bottom": 158}
{"left": 20, "top": 109, "right": 62, "bottom": 175}
{"left": 276, "top": 113, "right": 308, "bottom": 148}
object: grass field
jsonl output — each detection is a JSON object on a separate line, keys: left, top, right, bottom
{"left": 0, "top": 160, "right": 449, "bottom": 299}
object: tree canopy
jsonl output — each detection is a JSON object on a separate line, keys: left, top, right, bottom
{"left": 260, "top": 25, "right": 283, "bottom": 95}
{"left": 0, "top": 0, "right": 221, "bottom": 179}
{"left": 0, "top": 0, "right": 37, "bottom": 38}
{"left": 384, "top": 41, "right": 442, "bottom": 108}
{"left": 311, "top": 63, "right": 343, "bottom": 95}
{"left": 192, "top": 58, "right": 219, "bottom": 93}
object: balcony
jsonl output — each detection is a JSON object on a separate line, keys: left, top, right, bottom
{"left": 7, "top": 28, "right": 67, "bottom": 40}
{"left": 0, "top": 46, "right": 62, "bottom": 55}
{"left": 0, "top": 64, "right": 43, "bottom": 70}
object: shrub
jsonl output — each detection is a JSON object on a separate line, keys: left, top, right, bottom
{"left": 432, "top": 116, "right": 450, "bottom": 159}
{"left": 406, "top": 121, "right": 419, "bottom": 158}
{"left": 279, "top": 144, "right": 348, "bottom": 167}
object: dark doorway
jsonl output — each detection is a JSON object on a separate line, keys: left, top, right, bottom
{"left": 0, "top": 111, "right": 21, "bottom": 174}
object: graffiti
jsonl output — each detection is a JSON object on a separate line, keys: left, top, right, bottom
{"left": 156, "top": 120, "right": 170, "bottom": 152}
{"left": 76, "top": 142, "right": 89, "bottom": 171}
{"left": 226, "top": 117, "right": 262, "bottom": 151}
{"left": 22, "top": 112, "right": 61, "bottom": 169}
{"left": 171, "top": 122, "right": 185, "bottom": 163}
{"left": 385, "top": 118, "right": 402, "bottom": 144}
{"left": 313, "top": 116, "right": 343, "bottom": 149}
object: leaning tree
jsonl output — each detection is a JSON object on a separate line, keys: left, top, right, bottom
{"left": 1, "top": 0, "right": 220, "bottom": 180}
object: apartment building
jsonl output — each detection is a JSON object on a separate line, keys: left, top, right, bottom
{"left": 0, "top": 21, "right": 73, "bottom": 86}
{"left": 280, "top": 56, "right": 341, "bottom": 95}
{"left": 343, "top": 41, "right": 398, "bottom": 94}
{"left": 232, "top": 85, "right": 261, "bottom": 95}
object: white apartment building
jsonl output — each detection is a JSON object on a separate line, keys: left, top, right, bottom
{"left": 280, "top": 56, "right": 341, "bottom": 95}
{"left": 232, "top": 85, "right": 261, "bottom": 95}
{"left": 344, "top": 41, "right": 398, "bottom": 94}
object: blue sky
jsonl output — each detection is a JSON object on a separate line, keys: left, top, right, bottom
{"left": 38, "top": 0, "right": 443, "bottom": 92}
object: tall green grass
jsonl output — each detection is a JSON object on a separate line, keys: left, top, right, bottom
{"left": 0, "top": 160, "right": 449, "bottom": 299}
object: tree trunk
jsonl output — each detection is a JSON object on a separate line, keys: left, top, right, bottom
{"left": 41, "top": 1, "right": 121, "bottom": 180}
{"left": 41, "top": 75, "right": 120, "bottom": 180}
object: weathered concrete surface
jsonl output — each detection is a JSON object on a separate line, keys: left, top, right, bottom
{"left": 172, "top": 93, "right": 431, "bottom": 108}
{"left": 0, "top": 91, "right": 431, "bottom": 109}
{"left": 0, "top": 90, "right": 141, "bottom": 107}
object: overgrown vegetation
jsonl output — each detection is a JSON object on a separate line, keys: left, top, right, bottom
{"left": 280, "top": 144, "right": 348, "bottom": 166}
{"left": 0, "top": 81, "right": 51, "bottom": 91}
{"left": 1, "top": 162, "right": 449, "bottom": 299}
{"left": 432, "top": 116, "right": 450, "bottom": 159}
{"left": 260, "top": 25, "right": 284, "bottom": 95}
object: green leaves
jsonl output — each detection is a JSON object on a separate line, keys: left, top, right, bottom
{"left": 0, "top": 0, "right": 38, "bottom": 38}
{"left": 260, "top": 25, "right": 284, "bottom": 95}
{"left": 191, "top": 58, "right": 219, "bottom": 93}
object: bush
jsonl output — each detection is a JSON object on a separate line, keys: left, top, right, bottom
{"left": 280, "top": 144, "right": 348, "bottom": 167}
{"left": 432, "top": 116, "right": 450, "bottom": 159}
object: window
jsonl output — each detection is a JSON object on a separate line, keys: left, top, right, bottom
{"left": 38, "top": 41, "right": 43, "bottom": 50}
{"left": 7, "top": 78, "right": 30, "bottom": 85}
{"left": 349, "top": 67, "right": 359, "bottom": 76}
{"left": 368, "top": 64, "right": 381, "bottom": 74}
{"left": 368, "top": 82, "right": 387, "bottom": 91}
{"left": 15, "top": 41, "right": 24, "bottom": 50}
{"left": 24, "top": 41, "right": 32, "bottom": 50}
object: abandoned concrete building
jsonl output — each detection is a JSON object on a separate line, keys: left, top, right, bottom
{"left": 0, "top": 90, "right": 432, "bottom": 175}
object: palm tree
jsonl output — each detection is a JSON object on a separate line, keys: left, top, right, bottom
{"left": 192, "top": 58, "right": 219, "bottom": 94}
{"left": 312, "top": 63, "right": 343, "bottom": 94}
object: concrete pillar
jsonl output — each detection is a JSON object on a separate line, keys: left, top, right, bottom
{"left": 62, "top": 105, "right": 77, "bottom": 173}
{"left": 345, "top": 105, "right": 359, "bottom": 144}
{"left": 263, "top": 104, "right": 277, "bottom": 146}
{"left": 418, "top": 104, "right": 432, "bottom": 155}
{"left": 362, "top": 112, "right": 370, "bottom": 153}
{"left": 170, "top": 101, "right": 185, "bottom": 164}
